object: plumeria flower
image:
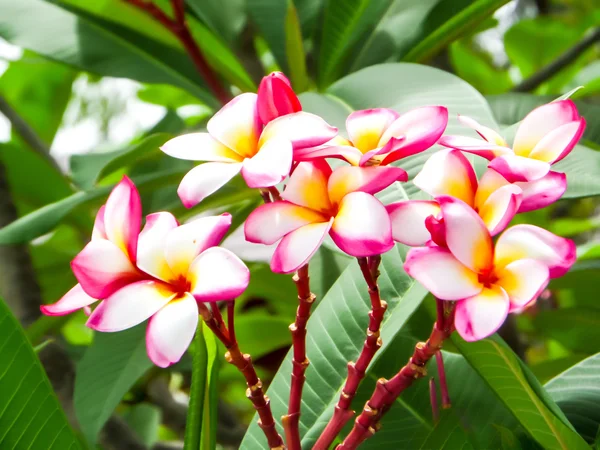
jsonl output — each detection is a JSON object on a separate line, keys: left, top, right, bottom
{"left": 41, "top": 176, "right": 145, "bottom": 316}
{"left": 86, "top": 212, "right": 249, "bottom": 367}
{"left": 386, "top": 149, "right": 567, "bottom": 246}
{"left": 296, "top": 106, "right": 448, "bottom": 167}
{"left": 439, "top": 100, "right": 586, "bottom": 182}
{"left": 257, "top": 71, "right": 302, "bottom": 125}
{"left": 161, "top": 92, "right": 337, "bottom": 208}
{"left": 244, "top": 160, "right": 406, "bottom": 273}
{"left": 404, "top": 196, "right": 576, "bottom": 341}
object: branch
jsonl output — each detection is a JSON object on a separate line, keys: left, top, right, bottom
{"left": 122, "top": 0, "right": 231, "bottom": 105}
{"left": 512, "top": 27, "right": 600, "bottom": 92}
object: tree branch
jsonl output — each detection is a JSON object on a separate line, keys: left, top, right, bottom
{"left": 512, "top": 27, "right": 600, "bottom": 92}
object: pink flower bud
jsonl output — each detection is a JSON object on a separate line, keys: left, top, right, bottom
{"left": 257, "top": 72, "right": 302, "bottom": 125}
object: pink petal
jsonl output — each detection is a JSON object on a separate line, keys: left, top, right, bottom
{"left": 259, "top": 112, "right": 338, "bottom": 151}
{"left": 327, "top": 165, "right": 407, "bottom": 206}
{"left": 207, "top": 93, "right": 261, "bottom": 158}
{"left": 177, "top": 162, "right": 243, "bottom": 208}
{"left": 188, "top": 247, "right": 250, "bottom": 301}
{"left": 165, "top": 214, "right": 232, "bottom": 278}
{"left": 294, "top": 144, "right": 363, "bottom": 166}
{"left": 516, "top": 171, "right": 567, "bottom": 213}
{"left": 528, "top": 119, "right": 586, "bottom": 164}
{"left": 379, "top": 106, "right": 449, "bottom": 164}
{"left": 257, "top": 72, "right": 302, "bottom": 125}
{"left": 271, "top": 219, "right": 333, "bottom": 274}
{"left": 40, "top": 284, "right": 97, "bottom": 316}
{"left": 87, "top": 281, "right": 175, "bottom": 332}
{"left": 438, "top": 196, "right": 493, "bottom": 273}
{"left": 404, "top": 246, "right": 482, "bottom": 300}
{"left": 513, "top": 100, "right": 580, "bottom": 157}
{"left": 477, "top": 184, "right": 522, "bottom": 236}
{"left": 104, "top": 176, "right": 142, "bottom": 262}
{"left": 281, "top": 160, "right": 333, "bottom": 214}
{"left": 386, "top": 200, "right": 440, "bottom": 246}
{"left": 473, "top": 168, "right": 510, "bottom": 208}
{"left": 241, "top": 136, "right": 293, "bottom": 188}
{"left": 425, "top": 215, "right": 447, "bottom": 248}
{"left": 146, "top": 293, "right": 199, "bottom": 368}
{"left": 137, "top": 212, "right": 179, "bottom": 282}
{"left": 330, "top": 192, "right": 393, "bottom": 257}
{"left": 489, "top": 155, "right": 551, "bottom": 182}
{"left": 92, "top": 205, "right": 107, "bottom": 241}
{"left": 160, "top": 133, "right": 243, "bottom": 162}
{"left": 438, "top": 135, "right": 512, "bottom": 161}
{"left": 413, "top": 149, "right": 477, "bottom": 206}
{"left": 345, "top": 108, "right": 399, "bottom": 152}
{"left": 72, "top": 240, "right": 141, "bottom": 299}
{"left": 454, "top": 286, "right": 509, "bottom": 342}
{"left": 457, "top": 115, "right": 508, "bottom": 146}
{"left": 244, "top": 201, "right": 327, "bottom": 245}
{"left": 495, "top": 259, "right": 549, "bottom": 312}
{"left": 494, "top": 225, "right": 576, "bottom": 278}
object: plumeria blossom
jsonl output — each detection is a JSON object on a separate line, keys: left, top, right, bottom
{"left": 245, "top": 160, "right": 406, "bottom": 273}
{"left": 296, "top": 106, "right": 448, "bottom": 167}
{"left": 41, "top": 176, "right": 145, "bottom": 316}
{"left": 85, "top": 212, "right": 249, "bottom": 367}
{"left": 257, "top": 71, "right": 302, "bottom": 125}
{"left": 439, "top": 100, "right": 586, "bottom": 182}
{"left": 404, "top": 196, "right": 576, "bottom": 341}
{"left": 161, "top": 90, "right": 337, "bottom": 208}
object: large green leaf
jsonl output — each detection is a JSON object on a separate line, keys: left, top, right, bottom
{"left": 554, "top": 145, "right": 600, "bottom": 199}
{"left": 186, "top": 0, "right": 246, "bottom": 44}
{"left": 74, "top": 324, "right": 153, "bottom": 445}
{"left": 546, "top": 353, "right": 600, "bottom": 443}
{"left": 0, "top": 298, "right": 81, "bottom": 449}
{"left": 533, "top": 308, "right": 600, "bottom": 354}
{"left": 453, "top": 334, "right": 588, "bottom": 450}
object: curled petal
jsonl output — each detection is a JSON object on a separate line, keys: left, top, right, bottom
{"left": 160, "top": 133, "right": 242, "bottom": 162}
{"left": 189, "top": 247, "right": 250, "bottom": 301}
{"left": 177, "top": 162, "right": 243, "bottom": 208}
{"left": 413, "top": 149, "right": 477, "bottom": 206}
{"left": 517, "top": 171, "right": 567, "bottom": 213}
{"left": 137, "top": 212, "right": 178, "bottom": 282}
{"left": 528, "top": 119, "right": 585, "bottom": 164}
{"left": 331, "top": 192, "right": 393, "bottom": 257}
{"left": 294, "top": 144, "right": 363, "bottom": 166}
{"left": 489, "top": 154, "right": 551, "bottom": 182}
{"left": 454, "top": 286, "right": 509, "bottom": 342}
{"left": 104, "top": 176, "right": 142, "bottom": 261}
{"left": 92, "top": 205, "right": 107, "bottom": 241}
{"left": 494, "top": 225, "right": 576, "bottom": 278}
{"left": 425, "top": 215, "right": 447, "bottom": 248}
{"left": 87, "top": 281, "right": 175, "bottom": 332}
{"left": 457, "top": 115, "right": 508, "bottom": 146}
{"left": 327, "top": 165, "right": 407, "bottom": 207}
{"left": 72, "top": 239, "right": 141, "bottom": 299}
{"left": 477, "top": 184, "right": 522, "bottom": 236}
{"left": 146, "top": 293, "right": 199, "bottom": 368}
{"left": 438, "top": 135, "right": 511, "bottom": 161}
{"left": 165, "top": 214, "right": 232, "bottom": 278}
{"left": 241, "top": 136, "right": 293, "bottom": 188}
{"left": 244, "top": 201, "right": 327, "bottom": 245}
{"left": 474, "top": 169, "right": 510, "bottom": 208}
{"left": 386, "top": 200, "right": 440, "bottom": 246}
{"left": 438, "top": 196, "right": 493, "bottom": 273}
{"left": 281, "top": 160, "right": 332, "bottom": 214}
{"left": 259, "top": 112, "right": 338, "bottom": 151}
{"left": 207, "top": 93, "right": 261, "bottom": 158}
{"left": 495, "top": 259, "right": 549, "bottom": 312}
{"left": 513, "top": 100, "right": 579, "bottom": 157}
{"left": 40, "top": 284, "right": 97, "bottom": 316}
{"left": 271, "top": 219, "right": 333, "bottom": 274}
{"left": 257, "top": 72, "right": 302, "bottom": 125}
{"left": 346, "top": 108, "right": 399, "bottom": 152}
{"left": 404, "top": 247, "right": 482, "bottom": 300}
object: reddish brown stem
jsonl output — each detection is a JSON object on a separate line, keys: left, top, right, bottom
{"left": 282, "top": 265, "right": 315, "bottom": 450}
{"left": 315, "top": 256, "right": 386, "bottom": 450}
{"left": 429, "top": 378, "right": 439, "bottom": 424}
{"left": 122, "top": 0, "right": 231, "bottom": 105}
{"left": 337, "top": 301, "right": 456, "bottom": 449}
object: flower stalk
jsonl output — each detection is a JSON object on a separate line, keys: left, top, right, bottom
{"left": 429, "top": 378, "right": 439, "bottom": 424}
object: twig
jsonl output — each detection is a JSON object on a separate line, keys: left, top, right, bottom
{"left": 512, "top": 27, "right": 600, "bottom": 92}
{"left": 315, "top": 256, "right": 386, "bottom": 449}
{"left": 122, "top": 0, "right": 231, "bottom": 104}
{"left": 282, "top": 265, "right": 315, "bottom": 450}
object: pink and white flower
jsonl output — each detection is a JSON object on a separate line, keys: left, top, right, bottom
{"left": 257, "top": 71, "right": 302, "bottom": 125}
{"left": 404, "top": 196, "right": 576, "bottom": 342}
{"left": 245, "top": 160, "right": 406, "bottom": 273}
{"left": 161, "top": 92, "right": 337, "bottom": 208}
{"left": 296, "top": 106, "right": 448, "bottom": 167}
{"left": 439, "top": 101, "right": 586, "bottom": 182}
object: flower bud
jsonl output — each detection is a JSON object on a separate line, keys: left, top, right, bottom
{"left": 257, "top": 72, "right": 302, "bottom": 125}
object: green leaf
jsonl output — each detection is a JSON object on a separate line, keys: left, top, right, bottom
{"left": 123, "top": 403, "right": 161, "bottom": 447}
{"left": 554, "top": 145, "right": 600, "bottom": 199}
{"left": 533, "top": 308, "right": 600, "bottom": 354}
{"left": 74, "top": 324, "right": 153, "bottom": 445}
{"left": 202, "top": 326, "right": 219, "bottom": 450}
{"left": 184, "top": 323, "right": 208, "bottom": 450}
{"left": 234, "top": 313, "right": 292, "bottom": 359}
{"left": 186, "top": 0, "right": 246, "bottom": 44}
{"left": 0, "top": 298, "right": 81, "bottom": 449}
{"left": 545, "top": 353, "right": 600, "bottom": 443}
{"left": 453, "top": 334, "right": 588, "bottom": 450}
{"left": 285, "top": 0, "right": 309, "bottom": 92}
